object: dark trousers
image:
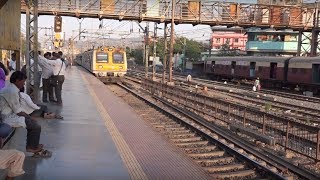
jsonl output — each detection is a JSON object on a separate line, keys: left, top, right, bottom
{"left": 25, "top": 117, "right": 41, "bottom": 149}
{"left": 42, "top": 78, "right": 54, "bottom": 102}
{"left": 31, "top": 105, "right": 48, "bottom": 117}
{"left": 52, "top": 75, "right": 65, "bottom": 103}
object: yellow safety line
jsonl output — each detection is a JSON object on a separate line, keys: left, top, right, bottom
{"left": 79, "top": 69, "right": 148, "bottom": 180}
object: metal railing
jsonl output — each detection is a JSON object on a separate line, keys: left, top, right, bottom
{"left": 21, "top": 0, "right": 319, "bottom": 31}
{"left": 142, "top": 79, "right": 320, "bottom": 161}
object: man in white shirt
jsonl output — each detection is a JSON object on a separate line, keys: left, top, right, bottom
{"left": 45, "top": 52, "right": 66, "bottom": 106}
{"left": 0, "top": 71, "right": 42, "bottom": 153}
{"left": 8, "top": 53, "right": 16, "bottom": 72}
{"left": 39, "top": 52, "right": 54, "bottom": 102}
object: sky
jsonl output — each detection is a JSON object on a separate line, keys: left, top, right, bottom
{"left": 21, "top": 15, "right": 213, "bottom": 45}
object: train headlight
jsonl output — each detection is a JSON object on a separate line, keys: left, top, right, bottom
{"left": 99, "top": 65, "right": 103, "bottom": 69}
{"left": 119, "top": 66, "right": 123, "bottom": 69}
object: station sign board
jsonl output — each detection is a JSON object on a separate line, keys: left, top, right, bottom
{"left": 0, "top": 0, "right": 21, "bottom": 50}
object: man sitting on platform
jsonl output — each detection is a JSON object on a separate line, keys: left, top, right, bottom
{"left": 0, "top": 71, "right": 51, "bottom": 158}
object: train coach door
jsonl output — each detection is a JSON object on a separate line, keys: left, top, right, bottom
{"left": 312, "top": 64, "right": 320, "bottom": 83}
{"left": 250, "top": 62, "right": 256, "bottom": 78}
{"left": 211, "top": 61, "right": 215, "bottom": 73}
{"left": 270, "top": 62, "right": 277, "bottom": 79}
{"left": 231, "top": 61, "right": 236, "bottom": 76}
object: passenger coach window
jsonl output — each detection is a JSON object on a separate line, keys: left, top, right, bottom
{"left": 113, "top": 53, "right": 124, "bottom": 64}
{"left": 96, "top": 52, "right": 108, "bottom": 62}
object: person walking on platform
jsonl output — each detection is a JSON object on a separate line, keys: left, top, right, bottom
{"left": 0, "top": 149, "right": 25, "bottom": 180}
{"left": 0, "top": 71, "right": 51, "bottom": 158}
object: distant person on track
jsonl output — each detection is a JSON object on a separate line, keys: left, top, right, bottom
{"left": 254, "top": 77, "right": 261, "bottom": 91}
{"left": 186, "top": 74, "right": 192, "bottom": 84}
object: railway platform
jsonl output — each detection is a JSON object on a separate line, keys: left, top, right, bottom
{"left": 1, "top": 67, "right": 210, "bottom": 180}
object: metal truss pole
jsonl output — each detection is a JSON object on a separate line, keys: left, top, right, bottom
{"left": 169, "top": 0, "right": 175, "bottom": 83}
{"left": 297, "top": 30, "right": 302, "bottom": 56}
{"left": 145, "top": 22, "right": 149, "bottom": 78}
{"left": 25, "top": 0, "right": 40, "bottom": 102}
{"left": 311, "top": 1, "right": 320, "bottom": 56}
{"left": 162, "top": 23, "right": 168, "bottom": 83}
{"left": 152, "top": 22, "right": 157, "bottom": 80}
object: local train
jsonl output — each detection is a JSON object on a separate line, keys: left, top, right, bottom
{"left": 201, "top": 56, "right": 320, "bottom": 94}
{"left": 75, "top": 46, "right": 127, "bottom": 82}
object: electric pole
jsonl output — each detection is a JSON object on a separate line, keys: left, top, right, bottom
{"left": 169, "top": 0, "right": 175, "bottom": 83}
{"left": 152, "top": 23, "right": 157, "bottom": 80}
{"left": 145, "top": 22, "right": 150, "bottom": 78}
{"left": 182, "top": 37, "right": 186, "bottom": 73}
{"left": 163, "top": 23, "right": 168, "bottom": 83}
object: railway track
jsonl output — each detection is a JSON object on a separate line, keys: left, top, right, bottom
{"left": 127, "top": 71, "right": 320, "bottom": 125}
{"left": 177, "top": 83, "right": 320, "bottom": 125}
{"left": 105, "top": 79, "right": 319, "bottom": 179}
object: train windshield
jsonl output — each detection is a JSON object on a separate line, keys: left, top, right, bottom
{"left": 96, "top": 52, "right": 108, "bottom": 62}
{"left": 113, "top": 53, "right": 124, "bottom": 64}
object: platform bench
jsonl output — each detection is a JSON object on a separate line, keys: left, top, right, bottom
{"left": 0, "top": 125, "right": 16, "bottom": 149}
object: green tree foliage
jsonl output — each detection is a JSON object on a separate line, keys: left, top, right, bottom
{"left": 129, "top": 49, "right": 144, "bottom": 65}
{"left": 128, "top": 37, "right": 206, "bottom": 65}
{"left": 217, "top": 41, "right": 238, "bottom": 56}
{"left": 153, "top": 37, "right": 205, "bottom": 62}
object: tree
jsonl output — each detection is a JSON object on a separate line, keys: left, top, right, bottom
{"left": 153, "top": 37, "right": 203, "bottom": 63}
{"left": 218, "top": 41, "right": 238, "bottom": 56}
{"left": 130, "top": 49, "right": 144, "bottom": 65}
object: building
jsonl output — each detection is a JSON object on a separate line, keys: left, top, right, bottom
{"left": 246, "top": 29, "right": 301, "bottom": 56}
{"left": 257, "top": 0, "right": 302, "bottom": 5}
{"left": 211, "top": 32, "right": 247, "bottom": 51}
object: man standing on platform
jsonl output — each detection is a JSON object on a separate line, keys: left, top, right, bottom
{"left": 39, "top": 52, "right": 54, "bottom": 102}
{"left": 8, "top": 53, "right": 16, "bottom": 73}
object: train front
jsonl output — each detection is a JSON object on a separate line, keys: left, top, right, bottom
{"left": 94, "top": 47, "right": 127, "bottom": 83}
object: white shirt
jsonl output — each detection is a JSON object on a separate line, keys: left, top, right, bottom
{"left": 0, "top": 83, "right": 26, "bottom": 128}
{"left": 47, "top": 58, "right": 66, "bottom": 76}
{"left": 38, "top": 56, "right": 54, "bottom": 79}
{"left": 9, "top": 60, "right": 16, "bottom": 71}
{"left": 19, "top": 92, "right": 40, "bottom": 114}
{"left": 30, "top": 59, "right": 43, "bottom": 72}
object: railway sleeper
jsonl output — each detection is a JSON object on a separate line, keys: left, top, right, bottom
{"left": 183, "top": 145, "right": 218, "bottom": 154}
{"left": 204, "top": 163, "right": 246, "bottom": 173}
{"left": 195, "top": 157, "right": 235, "bottom": 166}
{"left": 167, "top": 133, "right": 196, "bottom": 139}
{"left": 188, "top": 151, "right": 226, "bottom": 159}
{"left": 163, "top": 129, "right": 191, "bottom": 135}
{"left": 175, "top": 141, "right": 209, "bottom": 148}
{"left": 165, "top": 127, "right": 187, "bottom": 131}
{"left": 150, "top": 122, "right": 177, "bottom": 126}
{"left": 212, "top": 169, "right": 256, "bottom": 179}
{"left": 171, "top": 137, "right": 202, "bottom": 143}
